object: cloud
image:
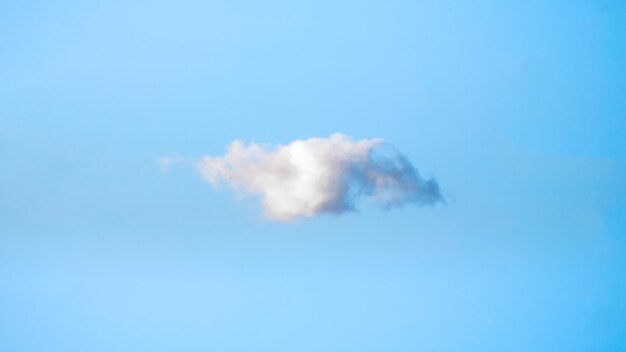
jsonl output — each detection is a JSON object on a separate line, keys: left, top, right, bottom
{"left": 197, "top": 133, "right": 442, "bottom": 221}
{"left": 157, "top": 155, "right": 185, "bottom": 172}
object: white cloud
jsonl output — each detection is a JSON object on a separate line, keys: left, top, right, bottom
{"left": 197, "top": 133, "right": 442, "bottom": 221}
{"left": 157, "top": 155, "right": 185, "bottom": 172}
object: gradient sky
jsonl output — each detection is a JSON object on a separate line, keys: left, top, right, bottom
{"left": 1, "top": 0, "right": 626, "bottom": 351}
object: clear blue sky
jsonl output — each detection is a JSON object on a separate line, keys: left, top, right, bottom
{"left": 1, "top": 0, "right": 625, "bottom": 351}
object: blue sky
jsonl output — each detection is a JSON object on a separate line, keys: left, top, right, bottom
{"left": 1, "top": 0, "right": 625, "bottom": 351}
